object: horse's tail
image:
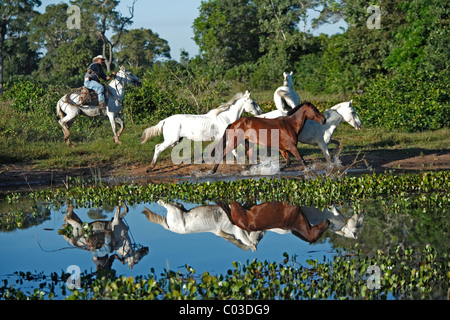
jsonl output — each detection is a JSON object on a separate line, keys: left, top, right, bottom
{"left": 140, "top": 120, "right": 164, "bottom": 144}
{"left": 142, "top": 208, "right": 169, "bottom": 229}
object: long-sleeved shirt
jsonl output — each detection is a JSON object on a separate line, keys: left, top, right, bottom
{"left": 84, "top": 62, "right": 108, "bottom": 83}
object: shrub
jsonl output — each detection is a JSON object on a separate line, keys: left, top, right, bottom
{"left": 122, "top": 80, "right": 193, "bottom": 125}
{"left": 353, "top": 70, "right": 449, "bottom": 132}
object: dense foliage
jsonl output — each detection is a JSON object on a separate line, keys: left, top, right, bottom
{"left": 1, "top": 0, "right": 448, "bottom": 132}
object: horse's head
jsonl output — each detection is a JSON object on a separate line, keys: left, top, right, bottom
{"left": 337, "top": 100, "right": 362, "bottom": 130}
{"left": 241, "top": 90, "right": 263, "bottom": 116}
{"left": 116, "top": 66, "right": 142, "bottom": 87}
{"left": 123, "top": 245, "right": 149, "bottom": 269}
{"left": 283, "top": 71, "right": 294, "bottom": 88}
{"left": 334, "top": 212, "right": 365, "bottom": 239}
{"left": 302, "top": 102, "right": 326, "bottom": 125}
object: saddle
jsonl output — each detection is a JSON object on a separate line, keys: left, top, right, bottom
{"left": 65, "top": 85, "right": 108, "bottom": 107}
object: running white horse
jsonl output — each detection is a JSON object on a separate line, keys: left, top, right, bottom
{"left": 273, "top": 71, "right": 301, "bottom": 113}
{"left": 270, "top": 205, "right": 365, "bottom": 239}
{"left": 61, "top": 203, "right": 148, "bottom": 269}
{"left": 143, "top": 200, "right": 265, "bottom": 251}
{"left": 258, "top": 101, "right": 362, "bottom": 162}
{"left": 56, "top": 66, "right": 141, "bottom": 146}
{"left": 140, "top": 91, "right": 262, "bottom": 171}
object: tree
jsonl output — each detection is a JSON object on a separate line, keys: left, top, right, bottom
{"left": 0, "top": 0, "right": 41, "bottom": 93}
{"left": 113, "top": 28, "right": 171, "bottom": 74}
{"left": 30, "top": 3, "right": 102, "bottom": 86}
{"left": 384, "top": 0, "right": 450, "bottom": 74}
{"left": 193, "top": 0, "right": 261, "bottom": 67}
{"left": 73, "top": 0, "right": 137, "bottom": 72}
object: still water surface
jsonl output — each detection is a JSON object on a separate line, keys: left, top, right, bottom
{"left": 1, "top": 197, "right": 447, "bottom": 298}
{"left": 0, "top": 201, "right": 339, "bottom": 284}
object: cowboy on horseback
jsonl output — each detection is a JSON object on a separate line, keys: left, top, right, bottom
{"left": 84, "top": 55, "right": 116, "bottom": 109}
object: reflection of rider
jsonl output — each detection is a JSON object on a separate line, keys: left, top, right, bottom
{"left": 88, "top": 230, "right": 125, "bottom": 270}
{"left": 84, "top": 55, "right": 116, "bottom": 110}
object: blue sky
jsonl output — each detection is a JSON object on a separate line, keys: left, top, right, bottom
{"left": 38, "top": 0, "right": 347, "bottom": 61}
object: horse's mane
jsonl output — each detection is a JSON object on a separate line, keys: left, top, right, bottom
{"left": 325, "top": 101, "right": 351, "bottom": 119}
{"left": 287, "top": 101, "right": 315, "bottom": 116}
{"left": 211, "top": 92, "right": 245, "bottom": 116}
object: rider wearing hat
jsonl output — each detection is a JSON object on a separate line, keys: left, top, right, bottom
{"left": 84, "top": 55, "right": 116, "bottom": 109}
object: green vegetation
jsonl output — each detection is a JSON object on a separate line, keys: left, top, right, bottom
{"left": 4, "top": 170, "right": 448, "bottom": 219}
{"left": 1, "top": 246, "right": 448, "bottom": 300}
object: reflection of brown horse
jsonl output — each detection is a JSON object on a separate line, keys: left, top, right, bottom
{"left": 211, "top": 102, "right": 326, "bottom": 173}
{"left": 226, "top": 202, "right": 330, "bottom": 244}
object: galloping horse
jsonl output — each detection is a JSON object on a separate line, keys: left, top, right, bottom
{"left": 259, "top": 100, "right": 363, "bottom": 162}
{"left": 211, "top": 102, "right": 326, "bottom": 173}
{"left": 226, "top": 201, "right": 330, "bottom": 244}
{"left": 274, "top": 71, "right": 301, "bottom": 113}
{"left": 56, "top": 66, "right": 141, "bottom": 146}
{"left": 143, "top": 200, "right": 265, "bottom": 251}
{"left": 140, "top": 91, "right": 262, "bottom": 171}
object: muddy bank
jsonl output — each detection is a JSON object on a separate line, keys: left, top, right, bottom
{"left": 0, "top": 150, "right": 449, "bottom": 196}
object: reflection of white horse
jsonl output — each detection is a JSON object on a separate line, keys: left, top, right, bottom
{"left": 258, "top": 101, "right": 362, "bottom": 162}
{"left": 273, "top": 71, "right": 301, "bottom": 113}
{"left": 62, "top": 204, "right": 148, "bottom": 269}
{"left": 140, "top": 91, "right": 263, "bottom": 171}
{"left": 271, "top": 205, "right": 365, "bottom": 239}
{"left": 56, "top": 66, "right": 141, "bottom": 146}
{"left": 143, "top": 200, "right": 265, "bottom": 251}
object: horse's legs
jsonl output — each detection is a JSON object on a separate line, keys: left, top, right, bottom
{"left": 280, "top": 150, "right": 292, "bottom": 168}
{"left": 212, "top": 129, "right": 242, "bottom": 173}
{"left": 146, "top": 139, "right": 179, "bottom": 172}
{"left": 292, "top": 218, "right": 330, "bottom": 244}
{"left": 286, "top": 146, "right": 306, "bottom": 168}
{"left": 329, "top": 139, "right": 341, "bottom": 162}
{"left": 106, "top": 112, "right": 121, "bottom": 144}
{"left": 317, "top": 141, "right": 332, "bottom": 163}
{"left": 58, "top": 112, "right": 78, "bottom": 147}
{"left": 115, "top": 117, "right": 125, "bottom": 137}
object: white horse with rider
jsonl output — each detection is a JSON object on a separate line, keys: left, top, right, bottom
{"left": 56, "top": 66, "right": 141, "bottom": 146}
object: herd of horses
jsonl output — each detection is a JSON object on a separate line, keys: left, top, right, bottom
{"left": 56, "top": 68, "right": 365, "bottom": 269}
{"left": 56, "top": 68, "right": 363, "bottom": 173}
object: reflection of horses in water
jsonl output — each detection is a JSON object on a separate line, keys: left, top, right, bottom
{"left": 143, "top": 200, "right": 265, "bottom": 251}
{"left": 226, "top": 201, "right": 330, "bottom": 244}
{"left": 270, "top": 205, "right": 365, "bottom": 239}
{"left": 61, "top": 203, "right": 148, "bottom": 269}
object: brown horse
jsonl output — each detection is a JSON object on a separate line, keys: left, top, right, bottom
{"left": 211, "top": 102, "right": 326, "bottom": 173}
{"left": 225, "top": 201, "right": 330, "bottom": 244}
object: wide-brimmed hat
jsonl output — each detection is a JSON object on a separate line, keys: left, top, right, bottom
{"left": 92, "top": 55, "right": 106, "bottom": 62}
